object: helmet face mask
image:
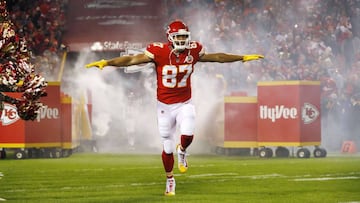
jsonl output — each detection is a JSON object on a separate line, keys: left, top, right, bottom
{"left": 167, "top": 20, "right": 191, "bottom": 52}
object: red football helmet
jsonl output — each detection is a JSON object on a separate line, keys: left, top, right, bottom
{"left": 166, "top": 20, "right": 191, "bottom": 51}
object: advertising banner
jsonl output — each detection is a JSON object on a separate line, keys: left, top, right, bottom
{"left": 257, "top": 81, "right": 321, "bottom": 146}
{"left": 63, "top": 0, "right": 166, "bottom": 51}
{"left": 0, "top": 82, "right": 62, "bottom": 147}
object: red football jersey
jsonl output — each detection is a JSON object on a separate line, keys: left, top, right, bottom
{"left": 144, "top": 41, "right": 204, "bottom": 104}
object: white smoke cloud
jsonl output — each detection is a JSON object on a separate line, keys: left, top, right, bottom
{"left": 62, "top": 50, "right": 161, "bottom": 154}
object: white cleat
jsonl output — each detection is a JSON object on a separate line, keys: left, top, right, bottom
{"left": 177, "top": 144, "right": 188, "bottom": 173}
{"left": 164, "top": 177, "right": 176, "bottom": 196}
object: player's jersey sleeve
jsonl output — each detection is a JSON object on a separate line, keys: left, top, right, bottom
{"left": 196, "top": 42, "right": 205, "bottom": 58}
{"left": 144, "top": 42, "right": 166, "bottom": 60}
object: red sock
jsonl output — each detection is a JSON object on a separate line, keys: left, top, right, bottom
{"left": 162, "top": 150, "right": 174, "bottom": 173}
{"left": 181, "top": 135, "right": 194, "bottom": 150}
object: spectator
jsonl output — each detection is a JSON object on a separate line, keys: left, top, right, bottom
{"left": 6, "top": 0, "right": 67, "bottom": 80}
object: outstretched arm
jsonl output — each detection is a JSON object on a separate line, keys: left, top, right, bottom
{"left": 199, "top": 53, "right": 264, "bottom": 63}
{"left": 86, "top": 53, "right": 152, "bottom": 70}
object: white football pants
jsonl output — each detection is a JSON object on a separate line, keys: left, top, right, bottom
{"left": 157, "top": 100, "right": 195, "bottom": 154}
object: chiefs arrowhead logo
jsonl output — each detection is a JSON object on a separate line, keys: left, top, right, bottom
{"left": 1, "top": 103, "right": 20, "bottom": 125}
{"left": 301, "top": 103, "right": 319, "bottom": 124}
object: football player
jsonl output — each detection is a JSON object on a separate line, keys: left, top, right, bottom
{"left": 86, "top": 20, "right": 264, "bottom": 196}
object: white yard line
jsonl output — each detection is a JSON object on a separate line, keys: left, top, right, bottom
{"left": 292, "top": 176, "right": 359, "bottom": 181}
{"left": 188, "top": 172, "right": 360, "bottom": 182}
{"left": 189, "top": 173, "right": 238, "bottom": 178}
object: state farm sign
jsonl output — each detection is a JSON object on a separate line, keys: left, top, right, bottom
{"left": 0, "top": 103, "right": 20, "bottom": 125}
{"left": 90, "top": 41, "right": 143, "bottom": 51}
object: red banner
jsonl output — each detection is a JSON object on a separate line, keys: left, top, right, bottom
{"left": 257, "top": 81, "right": 321, "bottom": 146}
{"left": 63, "top": 0, "right": 166, "bottom": 51}
{"left": 0, "top": 83, "right": 62, "bottom": 147}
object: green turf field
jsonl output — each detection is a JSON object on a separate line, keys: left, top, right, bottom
{"left": 0, "top": 153, "right": 359, "bottom": 203}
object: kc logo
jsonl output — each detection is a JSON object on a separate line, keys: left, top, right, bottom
{"left": 301, "top": 103, "right": 319, "bottom": 124}
{"left": 0, "top": 103, "right": 20, "bottom": 125}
